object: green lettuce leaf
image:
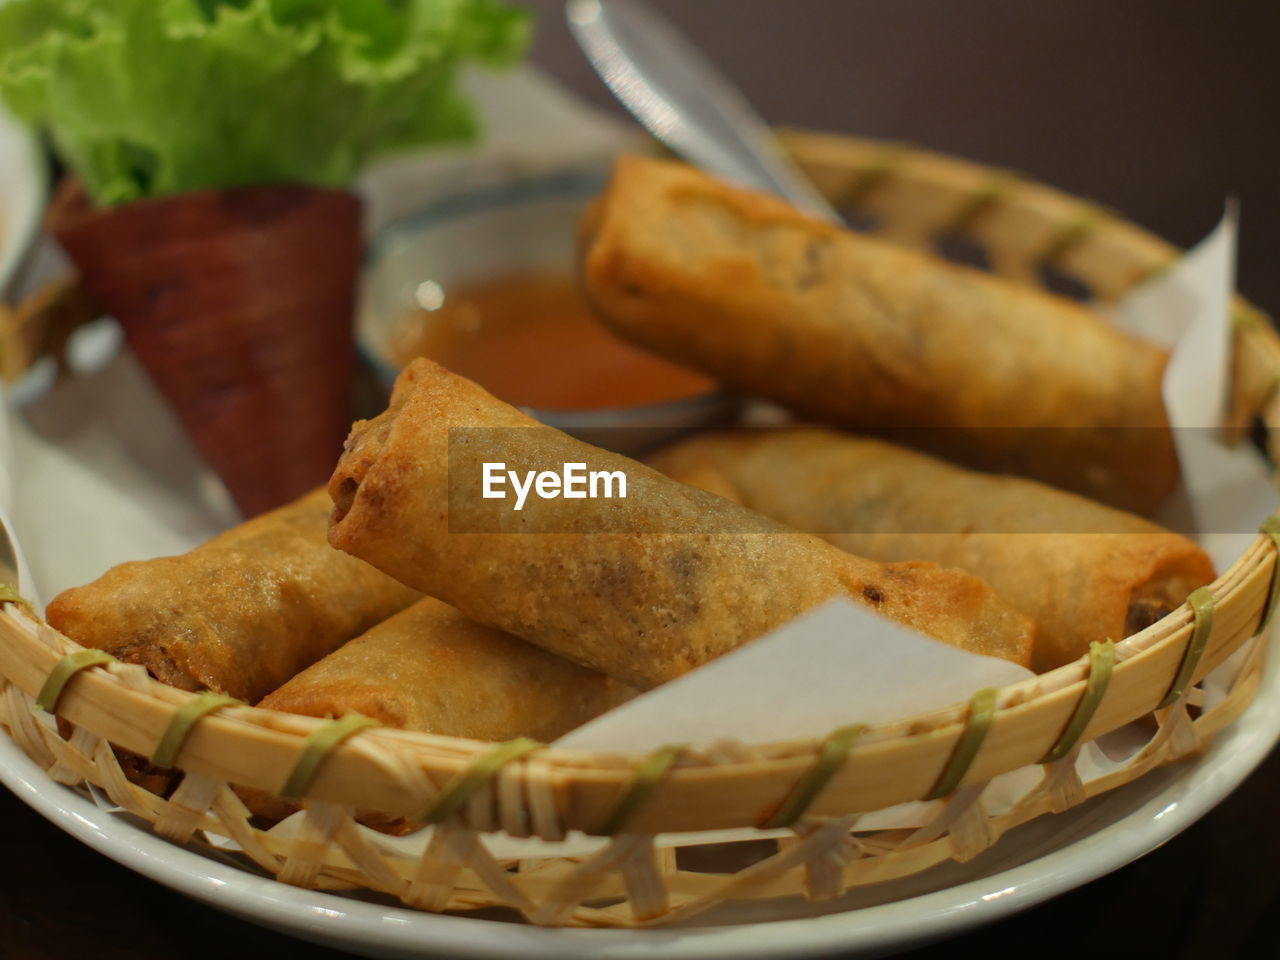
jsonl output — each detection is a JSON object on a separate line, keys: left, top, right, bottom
{"left": 0, "top": 0, "right": 530, "bottom": 205}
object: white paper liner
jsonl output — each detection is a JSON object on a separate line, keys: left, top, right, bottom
{"left": 556, "top": 600, "right": 1035, "bottom": 752}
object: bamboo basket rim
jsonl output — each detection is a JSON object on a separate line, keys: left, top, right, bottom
{"left": 1, "top": 130, "right": 1277, "bottom": 842}
{"left": 0, "top": 527, "right": 1270, "bottom": 837}
{"left": 0, "top": 541, "right": 1268, "bottom": 762}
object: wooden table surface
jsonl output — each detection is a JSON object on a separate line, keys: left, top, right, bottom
{"left": 4, "top": 2, "right": 1279, "bottom": 958}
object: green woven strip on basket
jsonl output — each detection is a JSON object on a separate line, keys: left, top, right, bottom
{"left": 760, "top": 723, "right": 865, "bottom": 830}
{"left": 418, "top": 737, "right": 544, "bottom": 826}
{"left": 279, "top": 713, "right": 380, "bottom": 801}
{"left": 1267, "top": 367, "right": 1280, "bottom": 403}
{"left": 35, "top": 649, "right": 116, "bottom": 713}
{"left": 0, "top": 583, "right": 33, "bottom": 611}
{"left": 837, "top": 147, "right": 904, "bottom": 208}
{"left": 1038, "top": 640, "right": 1116, "bottom": 764}
{"left": 942, "top": 177, "right": 1012, "bottom": 235}
{"left": 1258, "top": 516, "right": 1280, "bottom": 632}
{"left": 1157, "top": 587, "right": 1217, "bottom": 710}
{"left": 1141, "top": 258, "right": 1178, "bottom": 283}
{"left": 151, "top": 692, "right": 241, "bottom": 769}
{"left": 1039, "top": 208, "right": 1105, "bottom": 264}
{"left": 924, "top": 687, "right": 999, "bottom": 801}
{"left": 1233, "top": 303, "right": 1270, "bottom": 331}
{"left": 593, "top": 743, "right": 686, "bottom": 836}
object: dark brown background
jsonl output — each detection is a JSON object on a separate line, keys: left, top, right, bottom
{"left": 3, "top": 2, "right": 1279, "bottom": 958}
{"left": 537, "top": 0, "right": 1280, "bottom": 313}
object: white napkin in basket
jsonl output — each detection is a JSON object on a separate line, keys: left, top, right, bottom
{"left": 556, "top": 599, "right": 1034, "bottom": 751}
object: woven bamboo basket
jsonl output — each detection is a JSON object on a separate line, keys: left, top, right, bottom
{"left": 1, "top": 130, "right": 1278, "bottom": 929}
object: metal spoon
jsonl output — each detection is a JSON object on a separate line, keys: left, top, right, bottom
{"left": 565, "top": 0, "right": 840, "bottom": 221}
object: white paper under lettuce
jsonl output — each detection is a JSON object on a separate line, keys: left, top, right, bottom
{"left": 7, "top": 347, "right": 235, "bottom": 607}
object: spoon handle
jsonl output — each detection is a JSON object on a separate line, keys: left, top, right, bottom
{"left": 566, "top": 0, "right": 841, "bottom": 222}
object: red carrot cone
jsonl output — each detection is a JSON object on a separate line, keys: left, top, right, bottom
{"left": 47, "top": 180, "right": 361, "bottom": 517}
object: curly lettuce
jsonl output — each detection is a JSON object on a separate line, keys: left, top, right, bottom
{"left": 0, "top": 0, "right": 531, "bottom": 205}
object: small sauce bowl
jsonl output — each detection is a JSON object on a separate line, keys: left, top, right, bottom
{"left": 359, "top": 166, "right": 738, "bottom": 454}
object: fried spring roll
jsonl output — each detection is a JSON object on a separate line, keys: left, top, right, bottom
{"left": 327, "top": 359, "right": 1034, "bottom": 688}
{"left": 46, "top": 489, "right": 420, "bottom": 702}
{"left": 245, "top": 597, "right": 635, "bottom": 829}
{"left": 651, "top": 428, "right": 1215, "bottom": 672}
{"left": 258, "top": 597, "right": 635, "bottom": 738}
{"left": 578, "top": 156, "right": 1178, "bottom": 514}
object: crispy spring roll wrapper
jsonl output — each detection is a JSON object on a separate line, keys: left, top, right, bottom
{"left": 259, "top": 597, "right": 634, "bottom": 736}
{"left": 651, "top": 428, "right": 1215, "bottom": 672}
{"left": 45, "top": 489, "right": 420, "bottom": 703}
{"left": 244, "top": 597, "right": 636, "bottom": 829}
{"left": 578, "top": 156, "right": 1178, "bottom": 515}
{"left": 328, "top": 359, "right": 1034, "bottom": 688}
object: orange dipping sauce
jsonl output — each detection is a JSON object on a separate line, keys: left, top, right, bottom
{"left": 389, "top": 271, "right": 714, "bottom": 411}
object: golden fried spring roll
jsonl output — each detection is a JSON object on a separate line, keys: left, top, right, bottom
{"left": 578, "top": 156, "right": 1178, "bottom": 514}
{"left": 46, "top": 489, "right": 419, "bottom": 702}
{"left": 327, "top": 358, "right": 1034, "bottom": 688}
{"left": 245, "top": 597, "right": 635, "bottom": 829}
{"left": 258, "top": 597, "right": 635, "bottom": 738}
{"left": 651, "top": 428, "right": 1215, "bottom": 672}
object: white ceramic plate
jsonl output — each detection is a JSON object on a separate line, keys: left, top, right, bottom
{"left": 0, "top": 626, "right": 1275, "bottom": 960}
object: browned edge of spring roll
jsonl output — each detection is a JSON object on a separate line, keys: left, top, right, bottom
{"left": 46, "top": 488, "right": 419, "bottom": 702}
{"left": 327, "top": 358, "right": 1036, "bottom": 688}
{"left": 578, "top": 155, "right": 1178, "bottom": 515}
{"left": 651, "top": 427, "right": 1215, "bottom": 671}
{"left": 241, "top": 597, "right": 636, "bottom": 831}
